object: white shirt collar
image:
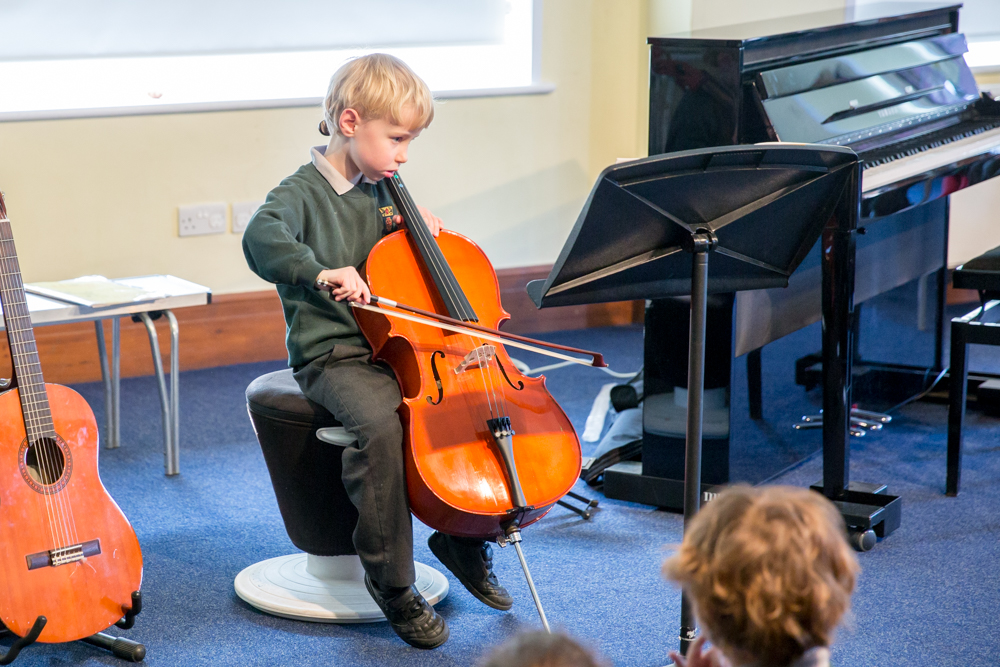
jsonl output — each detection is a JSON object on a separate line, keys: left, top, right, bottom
{"left": 310, "top": 145, "right": 375, "bottom": 196}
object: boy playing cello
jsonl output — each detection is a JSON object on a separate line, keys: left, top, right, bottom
{"left": 242, "top": 54, "right": 512, "bottom": 650}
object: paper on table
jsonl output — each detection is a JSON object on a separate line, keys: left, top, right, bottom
{"left": 25, "top": 276, "right": 164, "bottom": 308}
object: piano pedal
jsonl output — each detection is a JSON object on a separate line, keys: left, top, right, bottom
{"left": 794, "top": 407, "right": 890, "bottom": 437}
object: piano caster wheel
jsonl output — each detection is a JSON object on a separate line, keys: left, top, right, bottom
{"left": 848, "top": 528, "right": 877, "bottom": 552}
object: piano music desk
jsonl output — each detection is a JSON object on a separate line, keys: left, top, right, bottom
{"left": 0, "top": 275, "right": 211, "bottom": 476}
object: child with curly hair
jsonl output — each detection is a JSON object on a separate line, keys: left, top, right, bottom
{"left": 663, "top": 485, "right": 860, "bottom": 667}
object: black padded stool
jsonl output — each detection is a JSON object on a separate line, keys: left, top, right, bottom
{"left": 234, "top": 369, "right": 447, "bottom": 622}
{"left": 947, "top": 248, "right": 1000, "bottom": 496}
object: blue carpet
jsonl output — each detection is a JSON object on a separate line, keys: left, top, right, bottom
{"left": 3, "top": 293, "right": 1000, "bottom": 665}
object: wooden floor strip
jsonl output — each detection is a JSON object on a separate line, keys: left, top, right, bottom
{"left": 0, "top": 267, "right": 641, "bottom": 385}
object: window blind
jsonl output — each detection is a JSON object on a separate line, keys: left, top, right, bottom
{"left": 0, "top": 1, "right": 506, "bottom": 60}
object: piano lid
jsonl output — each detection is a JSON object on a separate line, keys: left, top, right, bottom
{"left": 761, "top": 32, "right": 980, "bottom": 145}
{"left": 649, "top": 2, "right": 962, "bottom": 70}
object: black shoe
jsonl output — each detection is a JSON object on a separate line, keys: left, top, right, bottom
{"left": 428, "top": 531, "right": 514, "bottom": 611}
{"left": 364, "top": 574, "right": 449, "bottom": 649}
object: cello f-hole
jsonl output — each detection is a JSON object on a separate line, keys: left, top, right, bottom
{"left": 427, "top": 351, "right": 445, "bottom": 405}
{"left": 494, "top": 356, "right": 524, "bottom": 392}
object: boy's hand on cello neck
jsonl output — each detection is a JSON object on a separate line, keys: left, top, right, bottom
{"left": 316, "top": 267, "right": 371, "bottom": 304}
{"left": 393, "top": 204, "right": 442, "bottom": 237}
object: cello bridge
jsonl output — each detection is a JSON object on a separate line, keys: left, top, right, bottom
{"left": 455, "top": 344, "right": 496, "bottom": 374}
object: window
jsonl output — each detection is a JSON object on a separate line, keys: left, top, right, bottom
{"left": 0, "top": 0, "right": 548, "bottom": 121}
{"left": 961, "top": 0, "right": 1000, "bottom": 70}
{"left": 851, "top": 0, "right": 1000, "bottom": 71}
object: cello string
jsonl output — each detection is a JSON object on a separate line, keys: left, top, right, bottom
{"left": 392, "top": 177, "right": 506, "bottom": 422}
{"left": 391, "top": 176, "right": 473, "bottom": 323}
{"left": 390, "top": 178, "right": 503, "bottom": 419}
{"left": 390, "top": 176, "right": 520, "bottom": 506}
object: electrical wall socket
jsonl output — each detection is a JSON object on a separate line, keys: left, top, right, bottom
{"left": 232, "top": 200, "right": 264, "bottom": 233}
{"left": 178, "top": 203, "right": 227, "bottom": 237}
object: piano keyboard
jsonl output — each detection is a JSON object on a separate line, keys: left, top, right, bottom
{"left": 861, "top": 123, "right": 1000, "bottom": 194}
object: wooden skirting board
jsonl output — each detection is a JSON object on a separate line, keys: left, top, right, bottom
{"left": 1, "top": 266, "right": 642, "bottom": 385}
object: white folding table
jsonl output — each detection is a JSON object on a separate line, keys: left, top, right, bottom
{"left": 0, "top": 275, "right": 211, "bottom": 476}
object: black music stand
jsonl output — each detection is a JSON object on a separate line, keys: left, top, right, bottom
{"left": 527, "top": 143, "right": 900, "bottom": 654}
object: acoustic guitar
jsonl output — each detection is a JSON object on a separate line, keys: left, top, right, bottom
{"left": 0, "top": 192, "right": 143, "bottom": 643}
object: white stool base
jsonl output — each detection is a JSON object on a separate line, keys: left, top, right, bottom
{"left": 234, "top": 553, "right": 449, "bottom": 623}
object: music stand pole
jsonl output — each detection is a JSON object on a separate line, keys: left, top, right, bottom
{"left": 678, "top": 230, "right": 717, "bottom": 655}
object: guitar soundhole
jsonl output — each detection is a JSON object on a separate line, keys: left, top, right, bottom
{"left": 19, "top": 435, "right": 72, "bottom": 494}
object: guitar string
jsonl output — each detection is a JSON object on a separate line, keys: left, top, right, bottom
{"left": 0, "top": 206, "right": 64, "bottom": 545}
{"left": 0, "top": 231, "right": 65, "bottom": 550}
{"left": 1, "top": 241, "right": 79, "bottom": 549}
{"left": 10, "top": 238, "right": 82, "bottom": 548}
{"left": 0, "top": 230, "right": 79, "bottom": 549}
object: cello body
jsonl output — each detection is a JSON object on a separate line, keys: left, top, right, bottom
{"left": 355, "top": 228, "right": 581, "bottom": 539}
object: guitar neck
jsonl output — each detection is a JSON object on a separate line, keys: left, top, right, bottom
{"left": 0, "top": 214, "right": 53, "bottom": 440}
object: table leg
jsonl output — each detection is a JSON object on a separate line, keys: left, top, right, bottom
{"left": 138, "top": 313, "right": 177, "bottom": 476}
{"left": 112, "top": 317, "right": 121, "bottom": 450}
{"left": 95, "top": 320, "right": 117, "bottom": 450}
{"left": 165, "top": 310, "right": 180, "bottom": 476}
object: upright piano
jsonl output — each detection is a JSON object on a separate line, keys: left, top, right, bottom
{"left": 604, "top": 2, "right": 1000, "bottom": 515}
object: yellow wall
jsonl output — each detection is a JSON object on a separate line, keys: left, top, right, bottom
{"left": 690, "top": 0, "right": 845, "bottom": 29}
{"left": 0, "top": 0, "right": 651, "bottom": 295}
{"left": 15, "top": 0, "right": 957, "bottom": 299}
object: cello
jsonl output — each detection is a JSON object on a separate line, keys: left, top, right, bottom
{"left": 0, "top": 192, "right": 143, "bottom": 654}
{"left": 327, "top": 173, "right": 606, "bottom": 629}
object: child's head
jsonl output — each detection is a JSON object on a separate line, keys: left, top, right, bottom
{"left": 321, "top": 53, "right": 434, "bottom": 137}
{"left": 478, "top": 631, "right": 607, "bottom": 667}
{"left": 663, "top": 485, "right": 859, "bottom": 666}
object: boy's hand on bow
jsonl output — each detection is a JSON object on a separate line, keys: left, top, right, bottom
{"left": 393, "top": 205, "right": 442, "bottom": 237}
{"left": 316, "top": 267, "right": 370, "bottom": 304}
{"left": 669, "top": 636, "right": 730, "bottom": 667}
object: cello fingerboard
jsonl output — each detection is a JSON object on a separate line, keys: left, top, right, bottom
{"left": 386, "top": 173, "right": 479, "bottom": 323}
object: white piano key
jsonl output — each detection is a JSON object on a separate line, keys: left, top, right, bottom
{"left": 862, "top": 124, "right": 1000, "bottom": 193}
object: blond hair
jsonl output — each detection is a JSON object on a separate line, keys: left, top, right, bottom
{"left": 322, "top": 53, "right": 434, "bottom": 135}
{"left": 663, "top": 485, "right": 859, "bottom": 666}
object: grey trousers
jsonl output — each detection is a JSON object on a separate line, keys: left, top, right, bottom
{"left": 293, "top": 344, "right": 416, "bottom": 588}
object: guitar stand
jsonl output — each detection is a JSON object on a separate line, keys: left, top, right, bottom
{"left": 556, "top": 491, "right": 600, "bottom": 519}
{"left": 0, "top": 591, "right": 145, "bottom": 664}
{"left": 0, "top": 617, "right": 45, "bottom": 665}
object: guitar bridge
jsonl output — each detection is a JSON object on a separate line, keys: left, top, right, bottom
{"left": 26, "top": 539, "right": 101, "bottom": 570}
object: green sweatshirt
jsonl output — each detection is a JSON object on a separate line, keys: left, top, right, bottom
{"left": 242, "top": 162, "right": 397, "bottom": 368}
